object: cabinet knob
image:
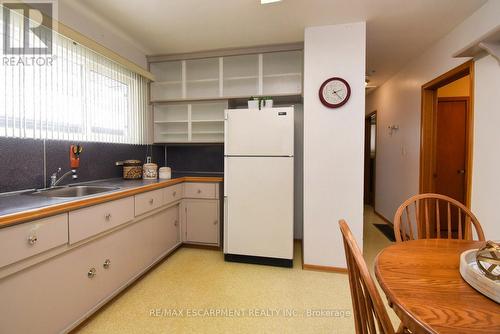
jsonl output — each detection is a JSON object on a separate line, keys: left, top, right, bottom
{"left": 103, "top": 259, "right": 111, "bottom": 269}
{"left": 88, "top": 268, "right": 97, "bottom": 279}
{"left": 105, "top": 213, "right": 112, "bottom": 221}
{"left": 213, "top": 220, "right": 218, "bottom": 225}
{"left": 27, "top": 234, "right": 38, "bottom": 245}
{"left": 173, "top": 191, "right": 177, "bottom": 197}
{"left": 174, "top": 220, "right": 179, "bottom": 226}
{"left": 197, "top": 189, "right": 202, "bottom": 194}
{"left": 149, "top": 198, "right": 154, "bottom": 205}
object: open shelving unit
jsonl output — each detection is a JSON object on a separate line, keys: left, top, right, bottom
{"left": 153, "top": 101, "right": 227, "bottom": 143}
{"left": 149, "top": 48, "right": 303, "bottom": 143}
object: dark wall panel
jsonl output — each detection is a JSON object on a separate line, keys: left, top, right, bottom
{"left": 0, "top": 137, "right": 44, "bottom": 193}
{"left": 166, "top": 144, "right": 223, "bottom": 173}
{"left": 0, "top": 137, "right": 165, "bottom": 193}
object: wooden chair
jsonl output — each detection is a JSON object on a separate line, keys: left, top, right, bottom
{"left": 393, "top": 193, "right": 485, "bottom": 243}
{"left": 339, "top": 219, "right": 405, "bottom": 334}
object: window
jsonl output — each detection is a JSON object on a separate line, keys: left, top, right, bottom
{"left": 0, "top": 6, "right": 148, "bottom": 144}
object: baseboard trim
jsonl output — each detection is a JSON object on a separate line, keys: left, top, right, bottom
{"left": 373, "top": 209, "right": 393, "bottom": 226}
{"left": 302, "top": 263, "right": 348, "bottom": 274}
{"left": 225, "top": 254, "right": 293, "bottom": 268}
{"left": 182, "top": 243, "right": 220, "bottom": 251}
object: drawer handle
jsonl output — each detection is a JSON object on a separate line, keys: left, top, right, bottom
{"left": 103, "top": 259, "right": 111, "bottom": 269}
{"left": 174, "top": 220, "right": 179, "bottom": 227}
{"left": 149, "top": 198, "right": 154, "bottom": 205}
{"left": 213, "top": 220, "right": 218, "bottom": 225}
{"left": 197, "top": 189, "right": 202, "bottom": 194}
{"left": 173, "top": 191, "right": 177, "bottom": 197}
{"left": 88, "top": 268, "right": 97, "bottom": 279}
{"left": 105, "top": 213, "right": 112, "bottom": 221}
{"left": 27, "top": 234, "right": 38, "bottom": 245}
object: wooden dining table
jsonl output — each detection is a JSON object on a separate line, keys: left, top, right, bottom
{"left": 375, "top": 239, "right": 500, "bottom": 334}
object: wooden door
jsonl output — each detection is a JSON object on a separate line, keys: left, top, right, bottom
{"left": 435, "top": 99, "right": 468, "bottom": 202}
{"left": 435, "top": 98, "right": 468, "bottom": 236}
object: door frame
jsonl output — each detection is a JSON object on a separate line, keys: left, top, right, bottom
{"left": 364, "top": 111, "right": 377, "bottom": 206}
{"left": 419, "top": 60, "right": 474, "bottom": 207}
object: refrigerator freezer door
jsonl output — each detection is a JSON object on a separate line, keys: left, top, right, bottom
{"left": 225, "top": 107, "right": 294, "bottom": 156}
{"left": 225, "top": 156, "right": 293, "bottom": 259}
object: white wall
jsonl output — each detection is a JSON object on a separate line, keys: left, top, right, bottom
{"left": 293, "top": 104, "right": 304, "bottom": 240}
{"left": 303, "top": 22, "right": 365, "bottom": 268}
{"left": 57, "top": 0, "right": 148, "bottom": 68}
{"left": 471, "top": 55, "right": 500, "bottom": 238}
{"left": 366, "top": 0, "right": 500, "bottom": 224}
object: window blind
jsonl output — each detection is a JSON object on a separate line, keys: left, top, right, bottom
{"left": 0, "top": 6, "right": 149, "bottom": 144}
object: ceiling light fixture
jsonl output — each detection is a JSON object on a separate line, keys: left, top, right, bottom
{"left": 261, "top": 0, "right": 282, "bottom": 4}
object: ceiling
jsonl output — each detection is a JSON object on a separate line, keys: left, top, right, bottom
{"left": 67, "top": 0, "right": 487, "bottom": 89}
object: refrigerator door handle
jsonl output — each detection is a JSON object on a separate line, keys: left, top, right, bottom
{"left": 224, "top": 158, "right": 228, "bottom": 196}
{"left": 224, "top": 110, "right": 229, "bottom": 149}
{"left": 223, "top": 196, "right": 228, "bottom": 253}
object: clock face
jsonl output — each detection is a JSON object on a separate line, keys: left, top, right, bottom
{"left": 319, "top": 77, "right": 351, "bottom": 108}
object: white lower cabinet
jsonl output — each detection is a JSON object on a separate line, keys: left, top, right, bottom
{"left": 0, "top": 231, "right": 106, "bottom": 334}
{"left": 184, "top": 199, "right": 219, "bottom": 245}
{"left": 0, "top": 205, "right": 181, "bottom": 334}
{"left": 0, "top": 182, "right": 218, "bottom": 333}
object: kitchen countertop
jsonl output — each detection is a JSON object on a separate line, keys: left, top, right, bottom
{"left": 0, "top": 175, "right": 223, "bottom": 229}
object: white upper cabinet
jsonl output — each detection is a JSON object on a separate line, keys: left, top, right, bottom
{"left": 185, "top": 58, "right": 220, "bottom": 99}
{"left": 149, "top": 49, "right": 303, "bottom": 102}
{"left": 222, "top": 54, "right": 259, "bottom": 97}
{"left": 262, "top": 51, "right": 302, "bottom": 95}
{"left": 150, "top": 60, "right": 183, "bottom": 101}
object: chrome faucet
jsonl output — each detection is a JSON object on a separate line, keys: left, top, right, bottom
{"left": 50, "top": 167, "right": 78, "bottom": 188}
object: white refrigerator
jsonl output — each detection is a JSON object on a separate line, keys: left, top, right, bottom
{"left": 223, "top": 107, "right": 294, "bottom": 267}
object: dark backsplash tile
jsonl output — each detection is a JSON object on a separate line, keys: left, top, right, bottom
{"left": 0, "top": 137, "right": 44, "bottom": 193}
{"left": 166, "top": 144, "right": 223, "bottom": 173}
{"left": 45, "top": 140, "right": 147, "bottom": 185}
{"left": 0, "top": 138, "right": 166, "bottom": 192}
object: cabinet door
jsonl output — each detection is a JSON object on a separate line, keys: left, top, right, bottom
{"left": 185, "top": 199, "right": 219, "bottom": 245}
{"left": 0, "top": 218, "right": 157, "bottom": 334}
{"left": 0, "top": 240, "right": 103, "bottom": 334}
{"left": 149, "top": 205, "right": 180, "bottom": 260}
{"left": 99, "top": 218, "right": 154, "bottom": 297}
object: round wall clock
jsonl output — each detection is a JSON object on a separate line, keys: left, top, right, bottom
{"left": 319, "top": 77, "right": 351, "bottom": 108}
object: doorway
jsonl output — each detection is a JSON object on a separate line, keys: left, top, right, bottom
{"left": 364, "top": 111, "right": 376, "bottom": 206}
{"left": 420, "top": 61, "right": 474, "bottom": 237}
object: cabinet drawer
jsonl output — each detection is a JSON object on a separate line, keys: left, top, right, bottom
{"left": 135, "top": 188, "right": 165, "bottom": 216}
{"left": 0, "top": 214, "right": 68, "bottom": 268}
{"left": 164, "top": 184, "right": 183, "bottom": 205}
{"left": 69, "top": 197, "right": 134, "bottom": 244}
{"left": 184, "top": 183, "right": 217, "bottom": 199}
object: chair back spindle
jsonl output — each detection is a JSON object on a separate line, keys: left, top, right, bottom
{"left": 393, "top": 193, "right": 485, "bottom": 243}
